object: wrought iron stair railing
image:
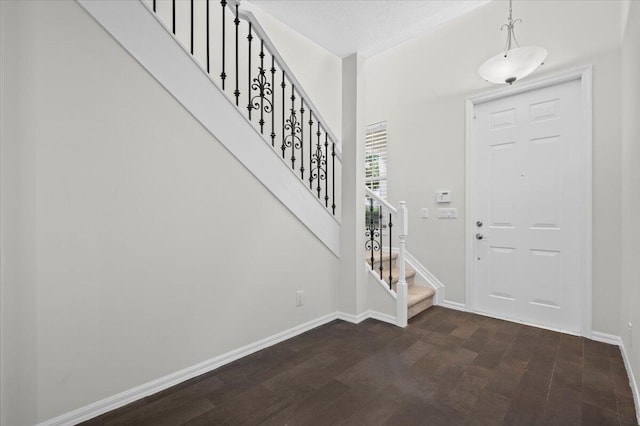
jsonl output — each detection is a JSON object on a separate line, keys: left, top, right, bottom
{"left": 365, "top": 188, "right": 409, "bottom": 326}
{"left": 145, "top": 0, "right": 341, "bottom": 216}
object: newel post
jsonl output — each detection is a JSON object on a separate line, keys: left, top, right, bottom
{"left": 396, "top": 201, "right": 408, "bottom": 327}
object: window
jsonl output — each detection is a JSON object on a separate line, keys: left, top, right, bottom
{"left": 365, "top": 122, "right": 387, "bottom": 199}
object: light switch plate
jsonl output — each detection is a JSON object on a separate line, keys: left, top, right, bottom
{"left": 438, "top": 208, "right": 457, "bottom": 219}
{"left": 421, "top": 208, "right": 429, "bottom": 218}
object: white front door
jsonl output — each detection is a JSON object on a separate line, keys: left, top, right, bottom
{"left": 471, "top": 78, "right": 584, "bottom": 333}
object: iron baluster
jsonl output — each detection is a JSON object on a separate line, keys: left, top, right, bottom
{"left": 218, "top": 0, "right": 227, "bottom": 86}
{"left": 247, "top": 23, "right": 253, "bottom": 120}
{"left": 388, "top": 214, "right": 393, "bottom": 289}
{"left": 283, "top": 86, "right": 301, "bottom": 170}
{"left": 324, "top": 134, "right": 329, "bottom": 207}
{"left": 172, "top": 0, "right": 176, "bottom": 34}
{"left": 233, "top": 4, "right": 240, "bottom": 106}
{"left": 315, "top": 124, "right": 323, "bottom": 199}
{"left": 332, "top": 142, "right": 336, "bottom": 215}
{"left": 250, "top": 41, "right": 272, "bottom": 135}
{"left": 280, "top": 71, "right": 286, "bottom": 159}
{"left": 300, "top": 99, "right": 305, "bottom": 180}
{"left": 190, "top": 0, "right": 194, "bottom": 54}
{"left": 270, "top": 56, "right": 276, "bottom": 147}
{"left": 308, "top": 111, "right": 314, "bottom": 190}
{"left": 365, "top": 198, "right": 381, "bottom": 273}
{"left": 379, "top": 207, "right": 383, "bottom": 280}
{"left": 259, "top": 41, "right": 265, "bottom": 133}
{"left": 368, "top": 198, "right": 375, "bottom": 269}
{"left": 289, "top": 86, "right": 296, "bottom": 169}
{"left": 153, "top": 0, "right": 156, "bottom": 12}
{"left": 220, "top": 0, "right": 227, "bottom": 89}
{"left": 206, "top": 0, "right": 210, "bottom": 73}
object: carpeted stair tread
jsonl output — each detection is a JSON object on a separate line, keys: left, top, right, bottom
{"left": 365, "top": 251, "right": 398, "bottom": 266}
{"left": 376, "top": 266, "right": 417, "bottom": 286}
{"left": 365, "top": 251, "right": 435, "bottom": 319}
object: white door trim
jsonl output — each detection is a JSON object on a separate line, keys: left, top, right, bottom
{"left": 465, "top": 65, "right": 593, "bottom": 337}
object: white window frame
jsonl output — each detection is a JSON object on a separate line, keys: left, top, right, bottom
{"left": 365, "top": 121, "right": 387, "bottom": 200}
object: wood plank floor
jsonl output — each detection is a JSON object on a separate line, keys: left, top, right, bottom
{"left": 82, "top": 307, "right": 638, "bottom": 425}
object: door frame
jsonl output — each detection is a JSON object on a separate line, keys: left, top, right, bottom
{"left": 465, "top": 65, "right": 593, "bottom": 337}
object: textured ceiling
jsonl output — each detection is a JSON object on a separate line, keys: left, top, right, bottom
{"left": 246, "top": 0, "right": 491, "bottom": 58}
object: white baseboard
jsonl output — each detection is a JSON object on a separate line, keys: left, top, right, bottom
{"left": 621, "top": 341, "right": 640, "bottom": 425}
{"left": 590, "top": 330, "right": 622, "bottom": 345}
{"left": 336, "top": 311, "right": 368, "bottom": 324}
{"left": 38, "top": 312, "right": 340, "bottom": 426}
{"left": 38, "top": 309, "right": 402, "bottom": 426}
{"left": 336, "top": 310, "right": 396, "bottom": 326}
{"left": 589, "top": 331, "right": 640, "bottom": 425}
{"left": 47, "top": 310, "right": 640, "bottom": 426}
{"left": 367, "top": 310, "right": 397, "bottom": 325}
{"left": 440, "top": 300, "right": 467, "bottom": 312}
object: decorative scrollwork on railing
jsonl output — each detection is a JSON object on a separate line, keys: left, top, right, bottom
{"left": 309, "top": 124, "right": 327, "bottom": 199}
{"left": 283, "top": 112, "right": 302, "bottom": 160}
{"left": 365, "top": 228, "right": 381, "bottom": 251}
{"left": 365, "top": 197, "right": 382, "bottom": 274}
{"left": 365, "top": 195, "right": 394, "bottom": 289}
{"left": 283, "top": 90, "right": 302, "bottom": 170}
{"left": 250, "top": 68, "right": 273, "bottom": 135}
{"left": 148, "top": 0, "right": 340, "bottom": 217}
{"left": 269, "top": 57, "right": 276, "bottom": 147}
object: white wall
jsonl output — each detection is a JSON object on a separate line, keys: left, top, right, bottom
{"left": 365, "top": 0, "right": 624, "bottom": 334}
{"left": 1, "top": 1, "right": 39, "bottom": 423}
{"left": 620, "top": 0, "right": 640, "bottom": 415}
{"left": 338, "top": 54, "right": 368, "bottom": 316}
{"left": 0, "top": 1, "right": 339, "bottom": 423}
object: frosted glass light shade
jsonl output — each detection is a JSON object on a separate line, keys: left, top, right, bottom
{"left": 479, "top": 46, "right": 547, "bottom": 85}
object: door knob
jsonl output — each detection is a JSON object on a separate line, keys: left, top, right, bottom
{"left": 475, "top": 233, "right": 484, "bottom": 240}
{"left": 476, "top": 221, "right": 483, "bottom": 227}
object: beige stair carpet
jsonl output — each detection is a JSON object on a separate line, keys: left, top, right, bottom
{"left": 366, "top": 251, "right": 435, "bottom": 319}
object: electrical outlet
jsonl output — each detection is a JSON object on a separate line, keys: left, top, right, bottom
{"left": 296, "top": 290, "right": 304, "bottom": 307}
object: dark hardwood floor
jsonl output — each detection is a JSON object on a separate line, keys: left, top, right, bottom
{"left": 83, "top": 307, "right": 638, "bottom": 425}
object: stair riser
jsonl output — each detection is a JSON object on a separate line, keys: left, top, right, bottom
{"left": 408, "top": 297, "right": 434, "bottom": 319}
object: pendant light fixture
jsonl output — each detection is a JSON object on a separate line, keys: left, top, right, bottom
{"left": 478, "top": 0, "right": 547, "bottom": 85}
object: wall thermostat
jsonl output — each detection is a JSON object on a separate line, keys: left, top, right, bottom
{"left": 436, "top": 190, "right": 451, "bottom": 203}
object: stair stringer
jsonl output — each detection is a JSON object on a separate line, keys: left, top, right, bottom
{"left": 393, "top": 248, "right": 444, "bottom": 305}
{"left": 77, "top": 0, "right": 340, "bottom": 256}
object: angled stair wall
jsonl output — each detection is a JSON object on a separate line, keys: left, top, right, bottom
{"left": 78, "top": 0, "right": 342, "bottom": 255}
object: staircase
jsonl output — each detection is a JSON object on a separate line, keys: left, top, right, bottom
{"left": 365, "top": 189, "right": 438, "bottom": 326}
{"left": 367, "top": 251, "right": 435, "bottom": 320}
{"left": 79, "top": 0, "right": 437, "bottom": 328}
